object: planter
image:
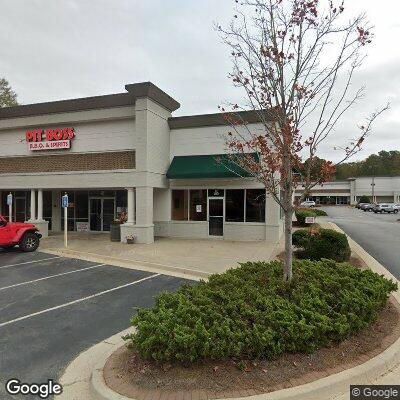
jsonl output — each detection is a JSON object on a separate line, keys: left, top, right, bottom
{"left": 126, "top": 237, "right": 135, "bottom": 244}
{"left": 110, "top": 222, "right": 121, "bottom": 242}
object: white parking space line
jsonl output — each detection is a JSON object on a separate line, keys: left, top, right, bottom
{"left": 0, "top": 273, "right": 161, "bottom": 328}
{"left": 0, "top": 256, "right": 61, "bottom": 270}
{"left": 0, "top": 264, "right": 106, "bottom": 291}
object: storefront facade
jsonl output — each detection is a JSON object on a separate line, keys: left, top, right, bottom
{"left": 294, "top": 177, "right": 400, "bottom": 205}
{"left": 0, "top": 82, "right": 283, "bottom": 243}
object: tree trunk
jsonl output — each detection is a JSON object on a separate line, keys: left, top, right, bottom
{"left": 283, "top": 208, "right": 293, "bottom": 281}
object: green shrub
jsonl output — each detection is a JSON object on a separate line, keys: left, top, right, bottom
{"left": 293, "top": 228, "right": 351, "bottom": 262}
{"left": 311, "top": 208, "right": 327, "bottom": 216}
{"left": 295, "top": 210, "right": 317, "bottom": 226}
{"left": 297, "top": 208, "right": 327, "bottom": 216}
{"left": 292, "top": 229, "right": 312, "bottom": 247}
{"left": 124, "top": 260, "right": 397, "bottom": 363}
{"left": 359, "top": 195, "right": 371, "bottom": 203}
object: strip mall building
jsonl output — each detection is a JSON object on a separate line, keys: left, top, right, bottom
{"left": 295, "top": 178, "right": 400, "bottom": 206}
{"left": 0, "top": 82, "right": 283, "bottom": 243}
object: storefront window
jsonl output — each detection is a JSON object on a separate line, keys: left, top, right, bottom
{"left": 15, "top": 191, "right": 28, "bottom": 222}
{"left": 225, "top": 190, "right": 244, "bottom": 222}
{"left": 246, "top": 189, "right": 266, "bottom": 222}
{"left": 75, "top": 191, "right": 89, "bottom": 218}
{"left": 172, "top": 190, "right": 188, "bottom": 220}
{"left": 116, "top": 190, "right": 128, "bottom": 220}
{"left": 1, "top": 191, "right": 29, "bottom": 222}
{"left": 189, "top": 190, "right": 207, "bottom": 221}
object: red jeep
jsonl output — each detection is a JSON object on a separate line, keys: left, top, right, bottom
{"left": 0, "top": 215, "right": 42, "bottom": 252}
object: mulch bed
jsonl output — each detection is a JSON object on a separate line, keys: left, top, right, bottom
{"left": 104, "top": 298, "right": 400, "bottom": 400}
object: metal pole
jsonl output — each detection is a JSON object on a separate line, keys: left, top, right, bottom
{"left": 372, "top": 176, "right": 375, "bottom": 203}
{"left": 8, "top": 192, "right": 12, "bottom": 222}
{"left": 64, "top": 206, "right": 68, "bottom": 247}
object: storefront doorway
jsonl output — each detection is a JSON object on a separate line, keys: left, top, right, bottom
{"left": 208, "top": 197, "right": 224, "bottom": 236}
{"left": 89, "top": 198, "right": 115, "bottom": 231}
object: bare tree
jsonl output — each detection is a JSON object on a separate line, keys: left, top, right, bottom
{"left": 216, "top": 0, "right": 389, "bottom": 281}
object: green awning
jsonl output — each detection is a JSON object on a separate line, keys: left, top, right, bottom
{"left": 166, "top": 153, "right": 259, "bottom": 179}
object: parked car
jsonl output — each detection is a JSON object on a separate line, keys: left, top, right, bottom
{"left": 373, "top": 203, "right": 399, "bottom": 214}
{"left": 0, "top": 215, "right": 41, "bottom": 251}
{"left": 356, "top": 202, "right": 369, "bottom": 209}
{"left": 300, "top": 200, "right": 316, "bottom": 208}
{"left": 360, "top": 203, "right": 375, "bottom": 212}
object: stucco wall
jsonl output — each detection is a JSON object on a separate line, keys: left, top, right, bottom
{"left": 154, "top": 221, "right": 271, "bottom": 241}
{"left": 145, "top": 101, "right": 171, "bottom": 175}
{"left": 0, "top": 107, "right": 136, "bottom": 158}
{"left": 154, "top": 221, "right": 209, "bottom": 238}
{"left": 153, "top": 188, "right": 171, "bottom": 221}
{"left": 223, "top": 222, "right": 266, "bottom": 241}
{"left": 170, "top": 123, "right": 265, "bottom": 159}
{"left": 354, "top": 177, "right": 400, "bottom": 196}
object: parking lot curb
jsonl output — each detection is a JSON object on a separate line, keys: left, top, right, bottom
{"left": 58, "top": 328, "right": 134, "bottom": 400}
{"left": 40, "top": 248, "right": 210, "bottom": 281}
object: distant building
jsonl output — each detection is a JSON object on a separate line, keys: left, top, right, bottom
{"left": 295, "top": 177, "right": 400, "bottom": 205}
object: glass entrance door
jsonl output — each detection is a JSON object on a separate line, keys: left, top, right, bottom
{"left": 102, "top": 198, "right": 115, "bottom": 231}
{"left": 89, "top": 198, "right": 115, "bottom": 231}
{"left": 208, "top": 198, "right": 224, "bottom": 236}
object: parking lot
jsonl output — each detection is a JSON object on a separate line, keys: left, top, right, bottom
{"left": 322, "top": 206, "right": 400, "bottom": 279}
{"left": 0, "top": 250, "right": 188, "bottom": 399}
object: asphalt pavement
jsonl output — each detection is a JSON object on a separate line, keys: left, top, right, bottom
{"left": 0, "top": 250, "right": 189, "bottom": 399}
{"left": 322, "top": 206, "right": 400, "bottom": 279}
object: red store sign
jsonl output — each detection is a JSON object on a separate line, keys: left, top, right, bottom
{"left": 26, "top": 127, "right": 75, "bottom": 151}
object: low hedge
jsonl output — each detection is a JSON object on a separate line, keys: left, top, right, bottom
{"left": 297, "top": 208, "right": 328, "bottom": 217}
{"left": 295, "top": 210, "right": 317, "bottom": 225}
{"left": 359, "top": 195, "right": 371, "bottom": 203}
{"left": 124, "top": 260, "right": 397, "bottom": 363}
{"left": 293, "top": 228, "right": 351, "bottom": 262}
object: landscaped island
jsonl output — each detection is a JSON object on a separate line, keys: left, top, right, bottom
{"left": 125, "top": 260, "right": 397, "bottom": 363}
{"left": 102, "top": 258, "right": 398, "bottom": 398}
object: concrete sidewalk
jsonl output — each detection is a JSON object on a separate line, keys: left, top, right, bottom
{"left": 40, "top": 233, "right": 279, "bottom": 279}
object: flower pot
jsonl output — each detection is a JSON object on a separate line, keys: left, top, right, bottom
{"left": 126, "top": 238, "right": 135, "bottom": 244}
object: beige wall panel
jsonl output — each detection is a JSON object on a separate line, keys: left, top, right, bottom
{"left": 170, "top": 123, "right": 265, "bottom": 159}
{"left": 223, "top": 223, "right": 266, "bottom": 241}
{"left": 0, "top": 118, "right": 135, "bottom": 158}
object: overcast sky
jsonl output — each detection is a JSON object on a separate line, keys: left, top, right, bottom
{"left": 0, "top": 0, "right": 398, "bottom": 162}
